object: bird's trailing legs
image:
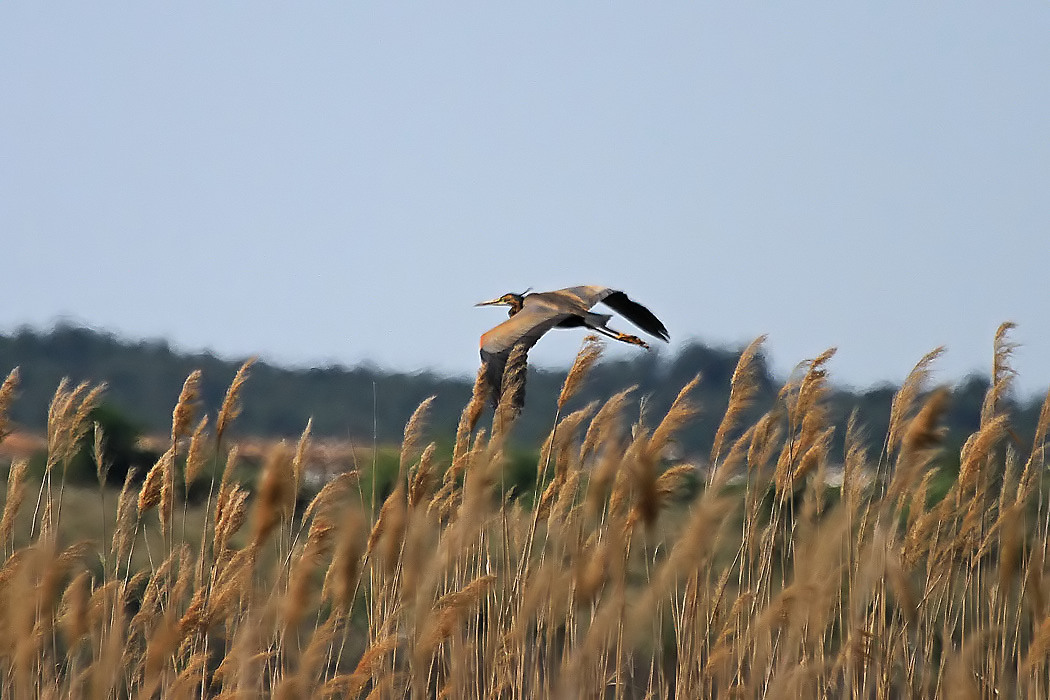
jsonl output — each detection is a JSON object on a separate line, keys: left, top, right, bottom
{"left": 619, "top": 333, "right": 650, "bottom": 349}
{"left": 590, "top": 325, "right": 651, "bottom": 350}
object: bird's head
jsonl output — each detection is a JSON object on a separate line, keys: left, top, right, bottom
{"left": 475, "top": 291, "right": 526, "bottom": 316}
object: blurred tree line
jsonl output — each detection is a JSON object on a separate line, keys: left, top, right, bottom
{"left": 0, "top": 323, "right": 1045, "bottom": 471}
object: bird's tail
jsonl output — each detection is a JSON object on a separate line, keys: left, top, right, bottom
{"left": 586, "top": 312, "right": 614, "bottom": 330}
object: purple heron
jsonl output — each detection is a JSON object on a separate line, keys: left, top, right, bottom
{"left": 475, "top": 285, "right": 669, "bottom": 410}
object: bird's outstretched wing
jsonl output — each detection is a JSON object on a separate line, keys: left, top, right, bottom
{"left": 554, "top": 286, "right": 670, "bottom": 342}
{"left": 549, "top": 285, "right": 613, "bottom": 310}
{"left": 480, "top": 300, "right": 571, "bottom": 410}
{"left": 600, "top": 291, "right": 669, "bottom": 342}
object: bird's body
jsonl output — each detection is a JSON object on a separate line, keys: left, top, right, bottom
{"left": 476, "top": 285, "right": 669, "bottom": 411}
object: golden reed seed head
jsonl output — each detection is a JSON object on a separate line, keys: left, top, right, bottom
{"left": 580, "top": 385, "right": 636, "bottom": 465}
{"left": 170, "top": 544, "right": 194, "bottom": 604}
{"left": 992, "top": 321, "right": 1019, "bottom": 385}
{"left": 956, "top": 414, "right": 1008, "bottom": 499}
{"left": 495, "top": 343, "right": 529, "bottom": 429}
{"left": 110, "top": 467, "right": 139, "bottom": 570}
{"left": 583, "top": 439, "right": 624, "bottom": 519}
{"left": 416, "top": 575, "right": 497, "bottom": 655}
{"left": 1032, "top": 387, "right": 1050, "bottom": 454}
{"left": 708, "top": 424, "right": 753, "bottom": 491}
{"left": 627, "top": 453, "right": 661, "bottom": 530}
{"left": 902, "top": 387, "right": 951, "bottom": 455}
{"left": 71, "top": 383, "right": 106, "bottom": 438}
{"left": 346, "top": 634, "right": 400, "bottom": 694}
{"left": 655, "top": 464, "right": 696, "bottom": 502}
{"left": 301, "top": 470, "right": 359, "bottom": 524}
{"left": 1017, "top": 388, "right": 1050, "bottom": 503}
{"left": 168, "top": 652, "right": 209, "bottom": 699}
{"left": 214, "top": 486, "right": 249, "bottom": 555}
{"left": 45, "top": 380, "right": 106, "bottom": 471}
{"left": 454, "top": 366, "right": 490, "bottom": 466}
{"left": 540, "top": 402, "right": 597, "bottom": 482}
{"left": 282, "top": 544, "right": 322, "bottom": 633}
{"left": 87, "top": 579, "right": 122, "bottom": 627}
{"left": 92, "top": 420, "right": 108, "bottom": 485}
{"left": 466, "top": 365, "right": 488, "bottom": 429}
{"left": 906, "top": 469, "right": 937, "bottom": 531}
{"left": 45, "top": 377, "right": 74, "bottom": 446}
{"left": 141, "top": 613, "right": 180, "bottom": 698}
{"left": 216, "top": 357, "right": 255, "bottom": 442}
{"left": 648, "top": 374, "right": 702, "bottom": 461}
{"left": 157, "top": 474, "right": 172, "bottom": 541}
{"left": 790, "top": 427, "right": 833, "bottom": 485}
{"left": 171, "top": 369, "right": 202, "bottom": 442}
{"left": 292, "top": 416, "right": 313, "bottom": 494}
{"left": 368, "top": 487, "right": 408, "bottom": 570}
{"left": 292, "top": 615, "right": 339, "bottom": 690}
{"left": 747, "top": 411, "right": 782, "bottom": 476}
{"left": 183, "top": 416, "right": 210, "bottom": 489}
{"left": 401, "top": 395, "right": 436, "bottom": 478}
{"left": 323, "top": 507, "right": 365, "bottom": 611}
{"left": 409, "top": 443, "right": 439, "bottom": 508}
{"left": 0, "top": 367, "right": 20, "bottom": 442}
{"left": 0, "top": 459, "right": 28, "bottom": 547}
{"left": 206, "top": 548, "right": 256, "bottom": 627}
{"left": 306, "top": 516, "right": 337, "bottom": 556}
{"left": 884, "top": 388, "right": 951, "bottom": 510}
{"left": 711, "top": 335, "right": 766, "bottom": 464}
{"left": 887, "top": 346, "right": 945, "bottom": 452}
{"left": 549, "top": 469, "right": 581, "bottom": 526}
{"left": 982, "top": 323, "right": 1019, "bottom": 429}
{"left": 773, "top": 349, "right": 836, "bottom": 495}
{"left": 58, "top": 570, "right": 90, "bottom": 646}
{"left": 220, "top": 444, "right": 240, "bottom": 491}
{"left": 251, "top": 443, "right": 295, "bottom": 547}
{"left": 558, "top": 335, "right": 603, "bottom": 410}
{"left": 792, "top": 348, "right": 835, "bottom": 427}
{"left": 997, "top": 502, "right": 1024, "bottom": 591}
{"left": 138, "top": 448, "right": 172, "bottom": 515}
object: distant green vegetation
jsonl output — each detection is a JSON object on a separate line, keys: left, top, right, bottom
{"left": 0, "top": 323, "right": 1045, "bottom": 465}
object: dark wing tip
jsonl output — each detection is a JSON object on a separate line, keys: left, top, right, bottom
{"left": 603, "top": 291, "right": 670, "bottom": 342}
{"left": 480, "top": 349, "right": 505, "bottom": 409}
{"left": 481, "top": 344, "right": 530, "bottom": 415}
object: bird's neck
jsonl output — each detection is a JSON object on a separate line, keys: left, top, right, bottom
{"left": 507, "top": 296, "right": 524, "bottom": 316}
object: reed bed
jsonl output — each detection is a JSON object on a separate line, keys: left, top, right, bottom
{"left": 0, "top": 324, "right": 1049, "bottom": 698}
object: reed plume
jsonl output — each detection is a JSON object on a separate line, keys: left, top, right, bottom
{"left": 648, "top": 374, "right": 702, "bottom": 461}
{"left": 710, "top": 335, "right": 766, "bottom": 464}
{"left": 217, "top": 357, "right": 256, "bottom": 443}
{"left": 887, "top": 346, "right": 944, "bottom": 453}
{"left": 495, "top": 343, "right": 528, "bottom": 429}
{"left": 292, "top": 416, "right": 313, "bottom": 495}
{"left": 981, "top": 321, "right": 1018, "bottom": 427}
{"left": 138, "top": 448, "right": 170, "bottom": 515}
{"left": 171, "top": 369, "right": 202, "bottom": 442}
{"left": 183, "top": 416, "right": 209, "bottom": 490}
{"left": 885, "top": 387, "right": 949, "bottom": 509}
{"left": 558, "top": 335, "right": 603, "bottom": 410}
{"left": 0, "top": 367, "right": 19, "bottom": 443}
{"left": 251, "top": 443, "right": 295, "bottom": 547}
{"left": 400, "top": 395, "right": 435, "bottom": 480}
{"left": 323, "top": 507, "right": 365, "bottom": 611}
{"left": 0, "top": 459, "right": 28, "bottom": 547}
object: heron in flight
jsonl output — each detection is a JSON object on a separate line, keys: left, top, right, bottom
{"left": 476, "top": 285, "right": 669, "bottom": 410}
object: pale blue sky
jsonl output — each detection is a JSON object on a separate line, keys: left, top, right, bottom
{"left": 2, "top": 4, "right": 1048, "bottom": 393}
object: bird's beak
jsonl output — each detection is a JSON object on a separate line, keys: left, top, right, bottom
{"left": 474, "top": 298, "right": 506, "bottom": 307}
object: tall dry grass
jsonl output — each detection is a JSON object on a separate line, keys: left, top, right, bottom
{"left": 0, "top": 326, "right": 1048, "bottom": 698}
